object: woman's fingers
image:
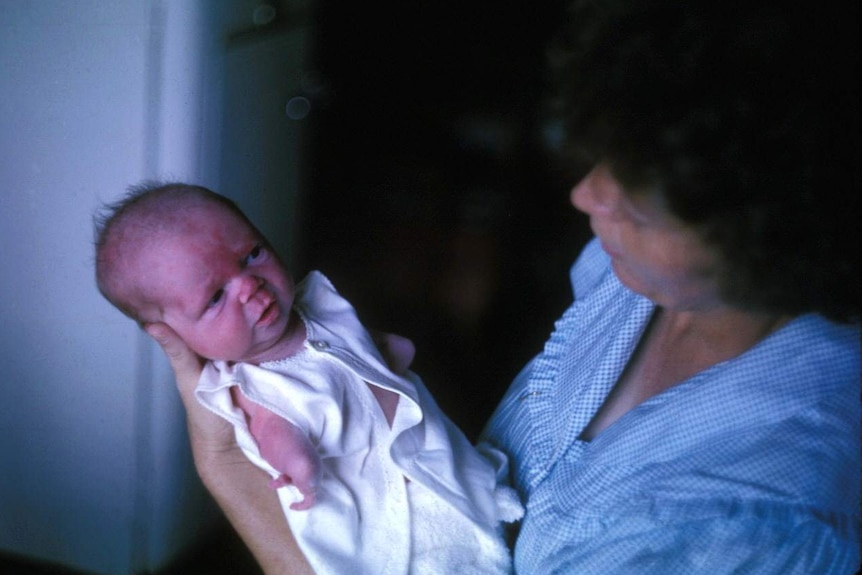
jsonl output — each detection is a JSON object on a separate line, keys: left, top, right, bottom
{"left": 144, "top": 322, "right": 203, "bottom": 384}
{"left": 371, "top": 331, "right": 416, "bottom": 375}
{"left": 145, "top": 321, "right": 206, "bottom": 410}
{"left": 143, "top": 322, "right": 228, "bottom": 439}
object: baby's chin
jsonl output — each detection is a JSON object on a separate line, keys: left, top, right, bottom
{"left": 247, "top": 321, "right": 307, "bottom": 365}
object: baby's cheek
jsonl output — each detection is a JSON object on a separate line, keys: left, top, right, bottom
{"left": 202, "top": 320, "right": 246, "bottom": 360}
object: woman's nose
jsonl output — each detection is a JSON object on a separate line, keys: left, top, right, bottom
{"left": 570, "top": 164, "right": 619, "bottom": 217}
{"left": 237, "top": 275, "right": 264, "bottom": 304}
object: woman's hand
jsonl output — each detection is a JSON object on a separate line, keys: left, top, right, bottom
{"left": 372, "top": 331, "right": 415, "bottom": 375}
{"left": 144, "top": 322, "right": 314, "bottom": 574}
{"left": 144, "top": 322, "right": 228, "bottom": 446}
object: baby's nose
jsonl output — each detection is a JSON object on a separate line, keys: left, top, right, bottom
{"left": 238, "top": 275, "right": 264, "bottom": 304}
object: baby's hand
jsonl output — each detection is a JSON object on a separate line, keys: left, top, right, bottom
{"left": 267, "top": 450, "right": 321, "bottom": 511}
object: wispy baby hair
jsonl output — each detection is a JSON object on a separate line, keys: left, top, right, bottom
{"left": 94, "top": 181, "right": 250, "bottom": 322}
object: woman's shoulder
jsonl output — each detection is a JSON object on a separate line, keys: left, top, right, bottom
{"left": 771, "top": 314, "right": 860, "bottom": 376}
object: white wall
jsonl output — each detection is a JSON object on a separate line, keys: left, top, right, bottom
{"left": 0, "top": 1, "right": 308, "bottom": 572}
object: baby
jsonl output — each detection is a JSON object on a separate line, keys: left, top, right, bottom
{"left": 94, "top": 183, "right": 521, "bottom": 575}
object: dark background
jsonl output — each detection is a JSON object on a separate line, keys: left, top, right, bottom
{"left": 301, "top": 0, "right": 591, "bottom": 440}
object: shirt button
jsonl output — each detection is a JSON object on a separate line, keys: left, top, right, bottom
{"left": 310, "top": 340, "right": 330, "bottom": 350}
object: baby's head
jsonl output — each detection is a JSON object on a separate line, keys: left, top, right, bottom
{"left": 95, "top": 183, "right": 299, "bottom": 364}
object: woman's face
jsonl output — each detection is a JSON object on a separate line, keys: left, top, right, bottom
{"left": 571, "top": 164, "right": 725, "bottom": 312}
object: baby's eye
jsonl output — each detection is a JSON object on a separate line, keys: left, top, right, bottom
{"left": 208, "top": 289, "right": 225, "bottom": 307}
{"left": 245, "top": 244, "right": 266, "bottom": 265}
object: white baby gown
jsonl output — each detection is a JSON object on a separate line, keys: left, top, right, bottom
{"left": 196, "top": 271, "right": 521, "bottom": 575}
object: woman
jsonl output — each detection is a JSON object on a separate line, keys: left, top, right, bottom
{"left": 148, "top": 0, "right": 860, "bottom": 572}
{"left": 478, "top": 1, "right": 859, "bottom": 571}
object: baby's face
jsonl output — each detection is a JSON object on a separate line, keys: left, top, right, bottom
{"left": 134, "top": 202, "right": 299, "bottom": 364}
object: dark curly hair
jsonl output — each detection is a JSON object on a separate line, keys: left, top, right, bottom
{"left": 550, "top": 0, "right": 860, "bottom": 322}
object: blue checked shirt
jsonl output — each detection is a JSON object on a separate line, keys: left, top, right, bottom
{"left": 482, "top": 239, "right": 861, "bottom": 574}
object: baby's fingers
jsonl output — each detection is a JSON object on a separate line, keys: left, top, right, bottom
{"left": 289, "top": 492, "right": 316, "bottom": 511}
{"left": 269, "top": 474, "right": 318, "bottom": 510}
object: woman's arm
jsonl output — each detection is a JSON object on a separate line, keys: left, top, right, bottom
{"left": 145, "top": 323, "right": 315, "bottom": 575}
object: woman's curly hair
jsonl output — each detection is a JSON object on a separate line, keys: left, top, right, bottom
{"left": 550, "top": 0, "right": 860, "bottom": 322}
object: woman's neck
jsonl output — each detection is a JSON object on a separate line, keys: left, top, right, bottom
{"left": 655, "top": 305, "right": 792, "bottom": 357}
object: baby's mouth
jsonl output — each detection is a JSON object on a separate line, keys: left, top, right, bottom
{"left": 256, "top": 300, "right": 279, "bottom": 327}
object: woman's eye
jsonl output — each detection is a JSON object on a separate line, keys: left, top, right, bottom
{"left": 209, "top": 289, "right": 224, "bottom": 307}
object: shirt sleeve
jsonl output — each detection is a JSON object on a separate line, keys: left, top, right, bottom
{"left": 542, "top": 503, "right": 861, "bottom": 574}
{"left": 480, "top": 237, "right": 612, "bottom": 496}
{"left": 479, "top": 360, "right": 537, "bottom": 494}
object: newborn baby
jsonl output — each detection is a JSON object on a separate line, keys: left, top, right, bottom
{"left": 95, "top": 182, "right": 522, "bottom": 574}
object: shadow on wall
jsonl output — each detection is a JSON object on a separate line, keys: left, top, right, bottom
{"left": 0, "top": 517, "right": 260, "bottom": 575}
